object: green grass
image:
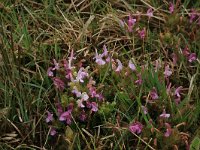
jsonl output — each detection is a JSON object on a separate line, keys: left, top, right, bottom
{"left": 0, "top": 0, "right": 200, "bottom": 149}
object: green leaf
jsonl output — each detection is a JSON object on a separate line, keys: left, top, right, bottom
{"left": 190, "top": 137, "right": 200, "bottom": 150}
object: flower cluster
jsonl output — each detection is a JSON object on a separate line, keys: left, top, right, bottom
{"left": 46, "top": 50, "right": 105, "bottom": 135}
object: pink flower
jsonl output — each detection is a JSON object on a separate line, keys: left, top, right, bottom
{"left": 50, "top": 127, "right": 57, "bottom": 136}
{"left": 189, "top": 9, "right": 197, "bottom": 23}
{"left": 150, "top": 88, "right": 159, "bottom": 100}
{"left": 77, "top": 92, "right": 89, "bottom": 108}
{"left": 115, "top": 59, "right": 123, "bottom": 72}
{"left": 141, "top": 106, "right": 148, "bottom": 114}
{"left": 182, "top": 47, "right": 190, "bottom": 57}
{"left": 52, "top": 77, "right": 65, "bottom": 91}
{"left": 75, "top": 67, "right": 88, "bottom": 83}
{"left": 188, "top": 53, "right": 197, "bottom": 62}
{"left": 174, "top": 86, "right": 183, "bottom": 105}
{"left": 147, "top": 8, "right": 153, "bottom": 18}
{"left": 56, "top": 102, "right": 63, "bottom": 116}
{"left": 160, "top": 109, "right": 170, "bottom": 119}
{"left": 72, "top": 86, "right": 82, "bottom": 97}
{"left": 88, "top": 84, "right": 104, "bottom": 100}
{"left": 96, "top": 93, "right": 104, "bottom": 101}
{"left": 164, "top": 123, "right": 172, "bottom": 137}
{"left": 135, "top": 73, "right": 142, "bottom": 85}
{"left": 129, "top": 122, "right": 143, "bottom": 134}
{"left": 89, "top": 87, "right": 99, "bottom": 98}
{"left": 169, "top": 2, "right": 174, "bottom": 14}
{"left": 94, "top": 50, "right": 106, "bottom": 65}
{"left": 128, "top": 60, "right": 136, "bottom": 71}
{"left": 52, "top": 59, "right": 59, "bottom": 70}
{"left": 59, "top": 111, "right": 72, "bottom": 124}
{"left": 138, "top": 28, "right": 146, "bottom": 39}
{"left": 174, "top": 86, "right": 183, "bottom": 98}
{"left": 63, "top": 59, "right": 73, "bottom": 80}
{"left": 91, "top": 102, "right": 98, "bottom": 112}
{"left": 164, "top": 65, "right": 172, "bottom": 78}
{"left": 46, "top": 111, "right": 54, "bottom": 123}
{"left": 47, "top": 67, "right": 54, "bottom": 77}
{"left": 102, "top": 45, "right": 108, "bottom": 57}
{"left": 106, "top": 56, "right": 112, "bottom": 62}
{"left": 128, "top": 14, "right": 136, "bottom": 32}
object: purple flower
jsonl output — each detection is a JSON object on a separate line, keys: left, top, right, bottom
{"left": 128, "top": 14, "right": 136, "bottom": 32}
{"left": 47, "top": 67, "right": 54, "bottom": 77}
{"left": 135, "top": 73, "right": 142, "bottom": 85}
{"left": 115, "top": 59, "right": 123, "bottom": 72}
{"left": 188, "top": 53, "right": 197, "bottom": 62}
{"left": 174, "top": 86, "right": 183, "bottom": 105}
{"left": 164, "top": 123, "right": 172, "bottom": 137}
{"left": 63, "top": 59, "right": 74, "bottom": 81}
{"left": 150, "top": 88, "right": 159, "bottom": 100}
{"left": 174, "top": 86, "right": 183, "bottom": 98}
{"left": 52, "top": 59, "right": 59, "bottom": 70}
{"left": 141, "top": 106, "right": 148, "bottom": 114}
{"left": 96, "top": 93, "right": 104, "bottom": 101}
{"left": 46, "top": 111, "right": 54, "bottom": 123}
{"left": 102, "top": 45, "right": 108, "bottom": 57}
{"left": 128, "top": 60, "right": 136, "bottom": 71}
{"left": 89, "top": 87, "right": 97, "bottom": 98}
{"left": 147, "top": 8, "right": 153, "bottom": 18}
{"left": 56, "top": 102, "right": 63, "bottom": 116}
{"left": 91, "top": 102, "right": 98, "bottom": 112}
{"left": 160, "top": 109, "right": 170, "bottom": 119}
{"left": 86, "top": 101, "right": 92, "bottom": 108}
{"left": 72, "top": 86, "right": 82, "bottom": 97}
{"left": 94, "top": 50, "right": 106, "bottom": 65}
{"left": 182, "top": 47, "right": 190, "bottom": 57}
{"left": 164, "top": 65, "right": 172, "bottom": 78}
{"left": 138, "top": 28, "right": 146, "bottom": 39}
{"left": 75, "top": 67, "right": 88, "bottom": 83}
{"left": 50, "top": 127, "right": 57, "bottom": 136}
{"left": 169, "top": 2, "right": 174, "bottom": 14}
{"left": 59, "top": 111, "right": 72, "bottom": 124}
{"left": 129, "top": 122, "right": 143, "bottom": 134}
{"left": 106, "top": 56, "right": 112, "bottom": 62}
{"left": 53, "top": 77, "right": 65, "bottom": 91}
{"left": 88, "top": 84, "right": 104, "bottom": 100}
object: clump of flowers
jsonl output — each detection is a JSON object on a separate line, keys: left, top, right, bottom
{"left": 46, "top": 50, "right": 106, "bottom": 135}
{"left": 129, "top": 121, "right": 143, "bottom": 134}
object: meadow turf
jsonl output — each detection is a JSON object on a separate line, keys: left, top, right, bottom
{"left": 0, "top": 0, "right": 200, "bottom": 149}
